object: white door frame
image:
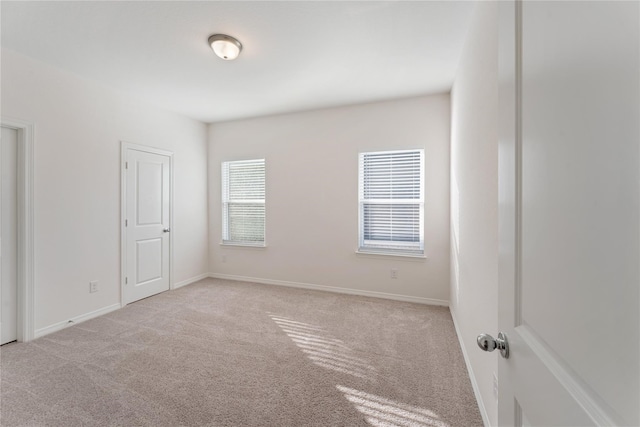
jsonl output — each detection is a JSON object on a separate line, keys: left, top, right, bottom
{"left": 1, "top": 117, "right": 35, "bottom": 342}
{"left": 120, "top": 141, "right": 174, "bottom": 307}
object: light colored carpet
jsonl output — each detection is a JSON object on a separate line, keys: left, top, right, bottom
{"left": 1, "top": 279, "right": 482, "bottom": 427}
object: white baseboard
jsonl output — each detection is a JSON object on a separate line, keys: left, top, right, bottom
{"left": 450, "top": 307, "right": 490, "bottom": 427}
{"left": 173, "top": 272, "right": 210, "bottom": 290}
{"left": 208, "top": 273, "right": 449, "bottom": 306}
{"left": 34, "top": 303, "right": 121, "bottom": 339}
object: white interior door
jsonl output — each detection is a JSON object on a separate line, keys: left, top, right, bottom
{"left": 124, "top": 146, "right": 172, "bottom": 304}
{"left": 497, "top": 1, "right": 639, "bottom": 426}
{"left": 1, "top": 126, "right": 18, "bottom": 345}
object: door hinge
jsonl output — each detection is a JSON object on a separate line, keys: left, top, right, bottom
{"left": 125, "top": 161, "right": 129, "bottom": 169}
{"left": 125, "top": 219, "right": 128, "bottom": 227}
{"left": 125, "top": 277, "right": 128, "bottom": 285}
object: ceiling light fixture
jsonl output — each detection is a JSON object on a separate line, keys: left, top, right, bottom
{"left": 208, "top": 34, "right": 242, "bottom": 61}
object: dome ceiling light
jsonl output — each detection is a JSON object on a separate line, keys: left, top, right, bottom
{"left": 208, "top": 34, "right": 242, "bottom": 61}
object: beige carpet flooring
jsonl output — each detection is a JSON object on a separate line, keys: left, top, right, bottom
{"left": 1, "top": 279, "right": 482, "bottom": 427}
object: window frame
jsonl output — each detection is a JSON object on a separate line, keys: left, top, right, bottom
{"left": 357, "top": 149, "right": 425, "bottom": 257}
{"left": 221, "top": 158, "right": 266, "bottom": 247}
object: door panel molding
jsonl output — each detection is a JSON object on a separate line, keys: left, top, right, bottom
{"left": 516, "top": 325, "right": 618, "bottom": 426}
{"left": 1, "top": 117, "right": 35, "bottom": 342}
{"left": 120, "top": 141, "right": 174, "bottom": 307}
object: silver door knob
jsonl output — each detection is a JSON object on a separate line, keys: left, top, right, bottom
{"left": 477, "top": 332, "right": 509, "bottom": 359}
{"left": 163, "top": 228, "right": 171, "bottom": 233}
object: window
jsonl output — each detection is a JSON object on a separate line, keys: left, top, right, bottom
{"left": 358, "top": 149, "right": 424, "bottom": 256}
{"left": 222, "top": 159, "right": 265, "bottom": 246}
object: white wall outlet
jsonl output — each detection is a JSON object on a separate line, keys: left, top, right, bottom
{"left": 222, "top": 255, "right": 227, "bottom": 263}
{"left": 391, "top": 268, "right": 398, "bottom": 279}
{"left": 493, "top": 372, "right": 499, "bottom": 400}
{"left": 89, "top": 280, "right": 98, "bottom": 293}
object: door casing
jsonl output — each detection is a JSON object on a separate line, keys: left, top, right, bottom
{"left": 0, "top": 117, "right": 34, "bottom": 342}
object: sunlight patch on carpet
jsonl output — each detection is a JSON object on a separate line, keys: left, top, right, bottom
{"left": 268, "top": 314, "right": 377, "bottom": 380}
{"left": 337, "top": 385, "right": 449, "bottom": 427}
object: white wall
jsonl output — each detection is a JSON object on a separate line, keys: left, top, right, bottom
{"left": 1, "top": 48, "right": 209, "bottom": 333}
{"left": 208, "top": 95, "right": 450, "bottom": 303}
{"left": 449, "top": 2, "right": 498, "bottom": 426}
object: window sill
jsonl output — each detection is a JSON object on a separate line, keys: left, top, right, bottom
{"left": 355, "top": 250, "right": 427, "bottom": 260}
{"left": 220, "top": 242, "right": 267, "bottom": 249}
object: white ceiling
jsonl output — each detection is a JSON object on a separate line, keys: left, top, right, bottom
{"left": 1, "top": 1, "right": 475, "bottom": 123}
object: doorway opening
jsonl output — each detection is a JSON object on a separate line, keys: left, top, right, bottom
{"left": 1, "top": 126, "right": 18, "bottom": 344}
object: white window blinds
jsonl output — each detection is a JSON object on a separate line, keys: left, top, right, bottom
{"left": 358, "top": 149, "right": 424, "bottom": 255}
{"left": 222, "top": 159, "right": 265, "bottom": 245}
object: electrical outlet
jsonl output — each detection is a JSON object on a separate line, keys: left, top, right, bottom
{"left": 89, "top": 281, "right": 98, "bottom": 293}
{"left": 493, "top": 372, "right": 498, "bottom": 400}
{"left": 222, "top": 255, "right": 227, "bottom": 263}
{"left": 391, "top": 268, "right": 398, "bottom": 279}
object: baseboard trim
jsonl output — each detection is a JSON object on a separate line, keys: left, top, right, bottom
{"left": 450, "top": 307, "right": 490, "bottom": 427}
{"left": 173, "top": 272, "right": 210, "bottom": 290}
{"left": 208, "top": 273, "right": 449, "bottom": 306}
{"left": 34, "top": 303, "right": 121, "bottom": 339}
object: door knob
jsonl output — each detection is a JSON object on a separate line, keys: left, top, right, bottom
{"left": 163, "top": 228, "right": 171, "bottom": 233}
{"left": 477, "top": 332, "right": 509, "bottom": 359}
